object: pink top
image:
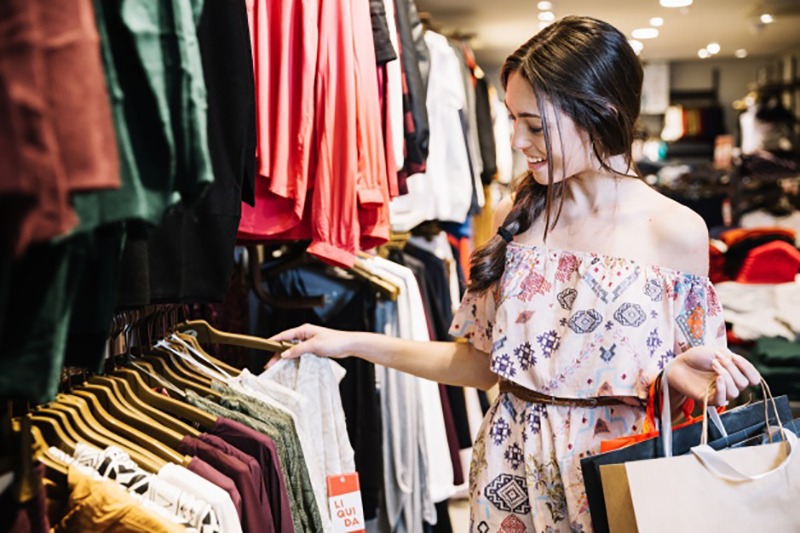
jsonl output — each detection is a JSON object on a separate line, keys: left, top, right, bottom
{"left": 239, "top": 0, "right": 392, "bottom": 268}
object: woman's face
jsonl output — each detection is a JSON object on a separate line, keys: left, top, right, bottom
{"left": 505, "top": 71, "right": 595, "bottom": 185}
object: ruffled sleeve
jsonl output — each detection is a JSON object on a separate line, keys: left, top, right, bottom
{"left": 449, "top": 287, "right": 498, "bottom": 354}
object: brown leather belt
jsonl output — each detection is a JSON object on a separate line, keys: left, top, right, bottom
{"left": 499, "top": 379, "right": 627, "bottom": 408}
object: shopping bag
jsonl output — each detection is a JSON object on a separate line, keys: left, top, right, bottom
{"left": 581, "top": 362, "right": 794, "bottom": 533}
{"left": 601, "top": 382, "right": 800, "bottom": 533}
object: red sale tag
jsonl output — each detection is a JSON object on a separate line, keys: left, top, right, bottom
{"left": 327, "top": 472, "right": 365, "bottom": 533}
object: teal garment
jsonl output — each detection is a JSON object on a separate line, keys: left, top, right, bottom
{"left": 185, "top": 389, "right": 322, "bottom": 533}
{"left": 87, "top": 0, "right": 174, "bottom": 227}
{"left": 118, "top": 0, "right": 213, "bottom": 204}
{"left": 212, "top": 383, "right": 324, "bottom": 533}
{"left": 751, "top": 337, "right": 800, "bottom": 368}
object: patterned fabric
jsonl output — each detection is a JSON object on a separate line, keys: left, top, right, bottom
{"left": 48, "top": 446, "right": 194, "bottom": 531}
{"left": 450, "top": 243, "right": 727, "bottom": 532}
{"left": 71, "top": 444, "right": 220, "bottom": 533}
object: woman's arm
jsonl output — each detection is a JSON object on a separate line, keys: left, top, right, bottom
{"left": 270, "top": 325, "right": 499, "bottom": 390}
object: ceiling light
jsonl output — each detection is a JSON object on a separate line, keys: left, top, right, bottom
{"left": 538, "top": 21, "right": 551, "bottom": 31}
{"left": 706, "top": 42, "right": 721, "bottom": 54}
{"left": 650, "top": 17, "right": 664, "bottom": 27}
{"left": 632, "top": 28, "right": 659, "bottom": 39}
{"left": 660, "top": 0, "right": 692, "bottom": 7}
{"left": 628, "top": 39, "right": 644, "bottom": 55}
{"left": 735, "top": 48, "right": 748, "bottom": 58}
{"left": 538, "top": 11, "right": 555, "bottom": 22}
{"left": 760, "top": 13, "right": 773, "bottom": 24}
{"left": 537, "top": 1, "right": 552, "bottom": 10}
{"left": 698, "top": 48, "right": 710, "bottom": 59}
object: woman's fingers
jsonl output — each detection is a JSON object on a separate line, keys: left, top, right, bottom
{"left": 716, "top": 351, "right": 750, "bottom": 392}
{"left": 712, "top": 358, "right": 739, "bottom": 401}
{"left": 712, "top": 375, "right": 727, "bottom": 406}
{"left": 730, "top": 352, "right": 762, "bottom": 386}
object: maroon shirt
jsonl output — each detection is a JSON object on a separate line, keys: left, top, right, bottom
{"left": 179, "top": 435, "right": 274, "bottom": 533}
{"left": 209, "top": 417, "right": 294, "bottom": 533}
{"left": 187, "top": 456, "right": 243, "bottom": 519}
{"left": 198, "top": 433, "right": 270, "bottom": 517}
{"left": 0, "top": 464, "right": 49, "bottom": 533}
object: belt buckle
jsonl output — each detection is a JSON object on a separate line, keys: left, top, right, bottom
{"left": 587, "top": 398, "right": 598, "bottom": 408}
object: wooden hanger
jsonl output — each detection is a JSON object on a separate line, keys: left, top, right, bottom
{"left": 153, "top": 342, "right": 214, "bottom": 386}
{"left": 173, "top": 332, "right": 240, "bottom": 378}
{"left": 177, "top": 319, "right": 296, "bottom": 354}
{"left": 87, "top": 375, "right": 199, "bottom": 436}
{"left": 246, "top": 244, "right": 325, "bottom": 309}
{"left": 352, "top": 259, "right": 400, "bottom": 301}
{"left": 74, "top": 383, "right": 185, "bottom": 450}
{"left": 59, "top": 392, "right": 181, "bottom": 463}
{"left": 40, "top": 403, "right": 110, "bottom": 450}
{"left": 112, "top": 367, "right": 218, "bottom": 430}
{"left": 38, "top": 403, "right": 161, "bottom": 473}
{"left": 141, "top": 354, "right": 221, "bottom": 399}
{"left": 28, "top": 413, "right": 76, "bottom": 456}
{"left": 51, "top": 395, "right": 165, "bottom": 473}
{"left": 28, "top": 424, "right": 68, "bottom": 487}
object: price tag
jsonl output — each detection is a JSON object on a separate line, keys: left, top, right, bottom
{"left": 327, "top": 472, "right": 365, "bottom": 533}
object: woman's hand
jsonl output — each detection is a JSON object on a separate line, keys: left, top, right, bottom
{"left": 267, "top": 324, "right": 361, "bottom": 361}
{"left": 668, "top": 346, "right": 761, "bottom": 407}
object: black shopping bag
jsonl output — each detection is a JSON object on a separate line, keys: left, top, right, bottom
{"left": 581, "top": 394, "right": 794, "bottom": 533}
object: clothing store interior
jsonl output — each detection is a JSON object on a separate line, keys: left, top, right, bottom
{"left": 1, "top": 0, "right": 800, "bottom": 531}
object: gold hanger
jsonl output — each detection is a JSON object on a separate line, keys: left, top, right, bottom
{"left": 352, "top": 259, "right": 400, "bottom": 301}
{"left": 61, "top": 391, "right": 182, "bottom": 464}
{"left": 153, "top": 341, "right": 214, "bottom": 386}
{"left": 88, "top": 375, "right": 199, "bottom": 436}
{"left": 28, "top": 413, "right": 76, "bottom": 455}
{"left": 112, "top": 367, "right": 218, "bottom": 430}
{"left": 74, "top": 383, "right": 185, "bottom": 450}
{"left": 173, "top": 331, "right": 241, "bottom": 377}
{"left": 28, "top": 424, "right": 68, "bottom": 487}
{"left": 141, "top": 355, "right": 221, "bottom": 399}
{"left": 176, "top": 319, "right": 295, "bottom": 355}
{"left": 51, "top": 395, "right": 165, "bottom": 473}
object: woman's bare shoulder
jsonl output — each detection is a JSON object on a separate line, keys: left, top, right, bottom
{"left": 645, "top": 189, "right": 710, "bottom": 276}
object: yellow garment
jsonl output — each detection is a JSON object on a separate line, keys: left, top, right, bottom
{"left": 51, "top": 467, "right": 185, "bottom": 533}
{"left": 472, "top": 184, "right": 495, "bottom": 248}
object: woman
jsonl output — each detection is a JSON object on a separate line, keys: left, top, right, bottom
{"left": 271, "top": 16, "right": 761, "bottom": 532}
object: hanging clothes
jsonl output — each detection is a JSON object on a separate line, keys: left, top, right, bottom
{"left": 390, "top": 31, "right": 473, "bottom": 231}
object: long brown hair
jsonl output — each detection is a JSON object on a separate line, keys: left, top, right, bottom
{"left": 469, "top": 16, "right": 644, "bottom": 293}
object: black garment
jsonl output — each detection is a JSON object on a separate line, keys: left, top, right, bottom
{"left": 369, "top": 0, "right": 397, "bottom": 65}
{"left": 0, "top": 239, "right": 82, "bottom": 402}
{"left": 64, "top": 224, "right": 125, "bottom": 370}
{"left": 394, "top": 0, "right": 429, "bottom": 169}
{"left": 475, "top": 78, "right": 497, "bottom": 185}
{"left": 430, "top": 501, "right": 453, "bottom": 533}
{"left": 251, "top": 265, "right": 383, "bottom": 520}
{"left": 438, "top": 385, "right": 464, "bottom": 486}
{"left": 116, "top": 222, "right": 150, "bottom": 308}
{"left": 147, "top": 0, "right": 256, "bottom": 304}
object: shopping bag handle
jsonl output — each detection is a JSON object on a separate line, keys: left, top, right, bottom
{"left": 690, "top": 429, "right": 797, "bottom": 481}
{"left": 660, "top": 360, "right": 727, "bottom": 457}
{"left": 689, "top": 378, "right": 796, "bottom": 481}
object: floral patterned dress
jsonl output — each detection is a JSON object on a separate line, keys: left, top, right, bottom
{"left": 449, "top": 242, "right": 727, "bottom": 533}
